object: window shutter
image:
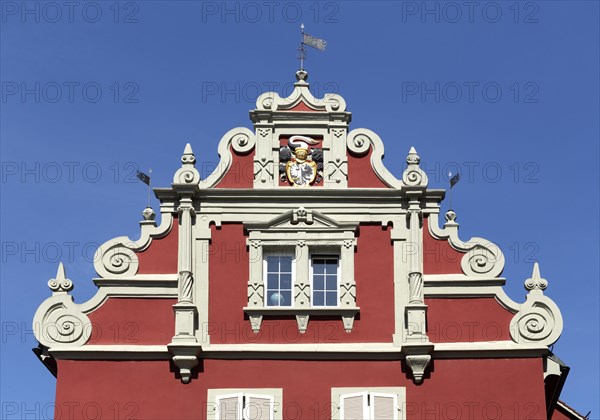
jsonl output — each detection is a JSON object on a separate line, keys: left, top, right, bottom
{"left": 340, "top": 392, "right": 368, "bottom": 420}
{"left": 370, "top": 393, "right": 398, "bottom": 420}
{"left": 216, "top": 393, "right": 243, "bottom": 420}
{"left": 244, "top": 394, "right": 274, "bottom": 420}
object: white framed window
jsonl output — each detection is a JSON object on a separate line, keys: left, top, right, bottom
{"left": 310, "top": 254, "right": 340, "bottom": 307}
{"left": 264, "top": 252, "right": 295, "bottom": 307}
{"left": 332, "top": 387, "right": 406, "bottom": 420}
{"left": 244, "top": 208, "right": 359, "bottom": 333}
{"left": 208, "top": 389, "right": 282, "bottom": 420}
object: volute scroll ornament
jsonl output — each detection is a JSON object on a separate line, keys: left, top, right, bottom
{"left": 33, "top": 263, "right": 92, "bottom": 348}
{"left": 510, "top": 263, "right": 563, "bottom": 347}
{"left": 94, "top": 244, "right": 139, "bottom": 278}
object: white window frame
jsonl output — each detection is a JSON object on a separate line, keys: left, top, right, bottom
{"left": 244, "top": 209, "right": 359, "bottom": 334}
{"left": 310, "top": 253, "right": 341, "bottom": 308}
{"left": 207, "top": 388, "right": 282, "bottom": 420}
{"left": 332, "top": 387, "right": 406, "bottom": 420}
{"left": 263, "top": 251, "right": 296, "bottom": 308}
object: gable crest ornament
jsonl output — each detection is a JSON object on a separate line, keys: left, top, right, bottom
{"left": 280, "top": 135, "right": 323, "bottom": 187}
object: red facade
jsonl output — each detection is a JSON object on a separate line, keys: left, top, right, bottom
{"left": 33, "top": 71, "right": 583, "bottom": 420}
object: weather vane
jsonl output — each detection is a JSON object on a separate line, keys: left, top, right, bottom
{"left": 298, "top": 24, "right": 327, "bottom": 71}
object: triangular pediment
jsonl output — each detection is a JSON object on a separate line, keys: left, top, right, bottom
{"left": 245, "top": 207, "right": 356, "bottom": 231}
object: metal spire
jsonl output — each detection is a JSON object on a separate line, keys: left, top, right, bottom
{"left": 298, "top": 23, "right": 306, "bottom": 71}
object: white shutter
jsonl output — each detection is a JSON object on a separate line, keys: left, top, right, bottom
{"left": 370, "top": 393, "right": 398, "bottom": 420}
{"left": 216, "top": 393, "right": 243, "bottom": 420}
{"left": 244, "top": 394, "right": 274, "bottom": 420}
{"left": 340, "top": 392, "right": 368, "bottom": 420}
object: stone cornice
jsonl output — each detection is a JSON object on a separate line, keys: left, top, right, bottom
{"left": 48, "top": 341, "right": 548, "bottom": 361}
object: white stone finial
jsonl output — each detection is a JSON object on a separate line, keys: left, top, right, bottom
{"left": 142, "top": 206, "right": 156, "bottom": 221}
{"left": 401, "top": 146, "right": 428, "bottom": 188}
{"left": 173, "top": 143, "right": 200, "bottom": 185}
{"left": 181, "top": 143, "right": 196, "bottom": 165}
{"left": 47, "top": 262, "right": 73, "bottom": 294}
{"left": 407, "top": 146, "right": 420, "bottom": 165}
{"left": 524, "top": 262, "right": 548, "bottom": 292}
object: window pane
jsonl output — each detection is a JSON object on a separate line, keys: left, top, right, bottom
{"left": 313, "top": 260, "right": 325, "bottom": 274}
{"left": 313, "top": 274, "right": 324, "bottom": 290}
{"left": 267, "top": 291, "right": 283, "bottom": 306}
{"left": 280, "top": 274, "right": 292, "bottom": 289}
{"left": 280, "top": 256, "right": 292, "bottom": 273}
{"left": 266, "top": 256, "right": 278, "bottom": 271}
{"left": 313, "top": 291, "right": 324, "bottom": 306}
{"left": 326, "top": 291, "right": 338, "bottom": 306}
{"left": 280, "top": 291, "right": 291, "bottom": 306}
{"left": 326, "top": 275, "right": 337, "bottom": 290}
{"left": 267, "top": 274, "right": 279, "bottom": 289}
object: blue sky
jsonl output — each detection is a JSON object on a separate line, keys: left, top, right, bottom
{"left": 1, "top": 1, "right": 598, "bottom": 417}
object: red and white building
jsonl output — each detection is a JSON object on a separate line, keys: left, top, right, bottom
{"left": 33, "top": 70, "right": 585, "bottom": 419}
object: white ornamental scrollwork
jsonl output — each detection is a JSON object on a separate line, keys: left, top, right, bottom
{"left": 39, "top": 303, "right": 91, "bottom": 346}
{"left": 254, "top": 85, "right": 347, "bottom": 113}
{"left": 347, "top": 133, "right": 371, "bottom": 155}
{"left": 231, "top": 132, "right": 255, "bottom": 154}
{"left": 460, "top": 243, "right": 504, "bottom": 278}
{"left": 199, "top": 127, "right": 257, "bottom": 188}
{"left": 176, "top": 170, "right": 198, "bottom": 184}
{"left": 427, "top": 212, "right": 506, "bottom": 280}
{"left": 94, "top": 244, "right": 139, "bottom": 278}
{"left": 346, "top": 129, "right": 403, "bottom": 189}
{"left": 33, "top": 264, "right": 91, "bottom": 348}
{"left": 510, "top": 263, "right": 563, "bottom": 347}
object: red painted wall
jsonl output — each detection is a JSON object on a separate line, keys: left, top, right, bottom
{"left": 54, "top": 358, "right": 547, "bottom": 420}
{"left": 215, "top": 147, "right": 254, "bottom": 188}
{"left": 208, "top": 223, "right": 395, "bottom": 344}
{"left": 347, "top": 149, "right": 389, "bottom": 188}
{"left": 553, "top": 406, "right": 576, "bottom": 420}
{"left": 86, "top": 298, "right": 176, "bottom": 345}
{"left": 136, "top": 214, "right": 178, "bottom": 274}
{"left": 423, "top": 216, "right": 464, "bottom": 275}
{"left": 287, "top": 101, "right": 320, "bottom": 112}
{"left": 425, "top": 297, "right": 515, "bottom": 342}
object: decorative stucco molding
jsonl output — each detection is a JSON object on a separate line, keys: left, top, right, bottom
{"left": 93, "top": 210, "right": 174, "bottom": 279}
{"left": 254, "top": 71, "right": 347, "bottom": 114}
{"left": 198, "top": 127, "right": 257, "bottom": 189}
{"left": 427, "top": 210, "right": 505, "bottom": 278}
{"left": 400, "top": 147, "right": 428, "bottom": 190}
{"left": 173, "top": 143, "right": 201, "bottom": 185}
{"left": 33, "top": 263, "right": 92, "bottom": 348}
{"left": 510, "top": 263, "right": 563, "bottom": 347}
{"left": 346, "top": 129, "right": 402, "bottom": 189}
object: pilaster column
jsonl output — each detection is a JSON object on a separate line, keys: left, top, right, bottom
{"left": 399, "top": 147, "right": 433, "bottom": 384}
{"left": 294, "top": 238, "right": 310, "bottom": 332}
{"left": 168, "top": 143, "right": 202, "bottom": 383}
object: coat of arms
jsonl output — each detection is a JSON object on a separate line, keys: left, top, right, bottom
{"left": 279, "top": 136, "right": 323, "bottom": 187}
